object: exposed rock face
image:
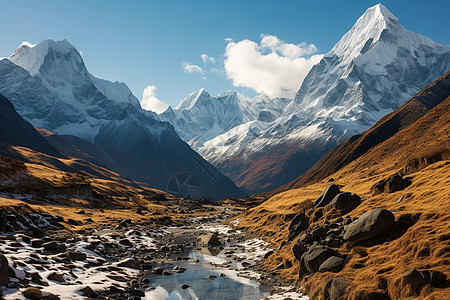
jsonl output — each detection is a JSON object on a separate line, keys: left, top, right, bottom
{"left": 197, "top": 233, "right": 221, "bottom": 246}
{"left": 329, "top": 192, "right": 361, "bottom": 213}
{"left": 0, "top": 253, "right": 8, "bottom": 286}
{"left": 313, "top": 184, "right": 341, "bottom": 208}
{"left": 67, "top": 251, "right": 86, "bottom": 261}
{"left": 372, "top": 173, "right": 411, "bottom": 195}
{"left": 343, "top": 208, "right": 395, "bottom": 244}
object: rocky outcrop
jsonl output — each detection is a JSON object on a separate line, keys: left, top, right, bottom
{"left": 372, "top": 173, "right": 411, "bottom": 195}
{"left": 313, "top": 184, "right": 341, "bottom": 208}
{"left": 329, "top": 192, "right": 361, "bottom": 213}
{"left": 287, "top": 213, "right": 309, "bottom": 241}
{"left": 403, "top": 269, "right": 447, "bottom": 291}
{"left": 343, "top": 208, "right": 395, "bottom": 244}
{"left": 300, "top": 245, "right": 339, "bottom": 275}
{"left": 323, "top": 277, "right": 349, "bottom": 300}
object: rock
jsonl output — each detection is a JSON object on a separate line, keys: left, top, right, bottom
{"left": 323, "top": 278, "right": 348, "bottom": 300}
{"left": 197, "top": 233, "right": 221, "bottom": 246}
{"left": 314, "top": 184, "right": 341, "bottom": 208}
{"left": 76, "top": 210, "right": 86, "bottom": 215}
{"left": 106, "top": 275, "right": 128, "bottom": 282}
{"left": 80, "top": 286, "right": 97, "bottom": 298}
{"left": 42, "top": 241, "right": 58, "bottom": 252}
{"left": 117, "top": 257, "right": 142, "bottom": 269}
{"left": 319, "top": 256, "right": 345, "bottom": 272}
{"left": 48, "top": 272, "right": 65, "bottom": 283}
{"left": 22, "top": 287, "right": 60, "bottom": 300}
{"left": 264, "top": 250, "right": 274, "bottom": 259}
{"left": 372, "top": 173, "right": 411, "bottom": 195}
{"left": 30, "top": 225, "right": 45, "bottom": 238}
{"left": 311, "top": 226, "right": 328, "bottom": 238}
{"left": 119, "top": 239, "right": 133, "bottom": 247}
{"left": 136, "top": 207, "right": 145, "bottom": 215}
{"left": 343, "top": 208, "right": 395, "bottom": 244}
{"left": 181, "top": 284, "right": 190, "bottom": 289}
{"left": 219, "top": 273, "right": 226, "bottom": 277}
{"left": 162, "top": 270, "right": 172, "bottom": 276}
{"left": 301, "top": 245, "right": 338, "bottom": 274}
{"left": 208, "top": 275, "right": 217, "bottom": 279}
{"left": 0, "top": 253, "right": 8, "bottom": 286}
{"left": 67, "top": 219, "right": 80, "bottom": 226}
{"left": 329, "top": 192, "right": 361, "bottom": 213}
{"left": 130, "top": 289, "right": 145, "bottom": 297}
{"left": 287, "top": 213, "right": 309, "bottom": 241}
{"left": 403, "top": 269, "right": 447, "bottom": 289}
{"left": 31, "top": 239, "right": 44, "bottom": 248}
{"left": 67, "top": 251, "right": 86, "bottom": 261}
{"left": 292, "top": 242, "right": 308, "bottom": 261}
{"left": 152, "top": 267, "right": 164, "bottom": 275}
{"left": 30, "top": 272, "right": 42, "bottom": 283}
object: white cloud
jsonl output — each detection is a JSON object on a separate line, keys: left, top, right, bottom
{"left": 140, "top": 85, "right": 169, "bottom": 114}
{"left": 224, "top": 34, "right": 323, "bottom": 98}
{"left": 182, "top": 62, "right": 205, "bottom": 74}
{"left": 201, "top": 54, "right": 215, "bottom": 64}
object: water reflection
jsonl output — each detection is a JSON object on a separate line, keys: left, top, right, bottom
{"left": 145, "top": 247, "right": 269, "bottom": 300}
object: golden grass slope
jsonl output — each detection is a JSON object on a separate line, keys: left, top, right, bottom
{"left": 235, "top": 93, "right": 450, "bottom": 297}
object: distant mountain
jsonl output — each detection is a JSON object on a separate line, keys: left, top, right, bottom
{"left": 0, "top": 40, "right": 245, "bottom": 200}
{"left": 276, "top": 70, "right": 450, "bottom": 194}
{"left": 159, "top": 4, "right": 450, "bottom": 193}
{"left": 0, "top": 93, "right": 61, "bottom": 158}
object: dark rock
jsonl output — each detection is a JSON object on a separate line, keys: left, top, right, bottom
{"left": 106, "top": 275, "right": 128, "bottom": 282}
{"left": 48, "top": 272, "right": 65, "bottom": 283}
{"left": 22, "top": 287, "right": 60, "bottom": 299}
{"left": 329, "top": 192, "right": 361, "bottom": 213}
{"left": 323, "top": 277, "right": 348, "bottom": 300}
{"left": 301, "top": 245, "right": 338, "bottom": 274}
{"left": 162, "top": 270, "right": 172, "bottom": 276}
{"left": 42, "top": 241, "right": 58, "bottom": 252}
{"left": 119, "top": 239, "right": 133, "bottom": 247}
{"left": 314, "top": 185, "right": 341, "bottom": 208}
{"left": 31, "top": 239, "right": 44, "bottom": 248}
{"left": 30, "top": 272, "right": 42, "bottom": 283}
{"left": 30, "top": 226, "right": 45, "bottom": 238}
{"left": 136, "top": 207, "right": 145, "bottom": 215}
{"left": 311, "top": 226, "right": 328, "bottom": 238}
{"left": 130, "top": 289, "right": 145, "bottom": 297}
{"left": 219, "top": 273, "right": 226, "bottom": 277}
{"left": 0, "top": 253, "right": 8, "bottom": 286}
{"left": 372, "top": 173, "right": 411, "bottom": 195}
{"left": 403, "top": 269, "right": 447, "bottom": 289}
{"left": 67, "top": 251, "right": 86, "bottom": 261}
{"left": 292, "top": 242, "right": 308, "bottom": 261}
{"left": 118, "top": 258, "right": 142, "bottom": 269}
{"left": 197, "top": 233, "right": 221, "bottom": 246}
{"left": 264, "top": 250, "right": 274, "bottom": 259}
{"left": 67, "top": 219, "right": 80, "bottom": 226}
{"left": 343, "top": 208, "right": 395, "bottom": 244}
{"left": 208, "top": 275, "right": 217, "bottom": 279}
{"left": 287, "top": 213, "right": 309, "bottom": 241}
{"left": 319, "top": 256, "right": 345, "bottom": 272}
{"left": 76, "top": 210, "right": 86, "bottom": 215}
{"left": 152, "top": 268, "right": 164, "bottom": 275}
{"left": 80, "top": 286, "right": 97, "bottom": 298}
{"left": 181, "top": 283, "right": 190, "bottom": 289}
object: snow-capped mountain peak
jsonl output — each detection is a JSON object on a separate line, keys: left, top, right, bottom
{"left": 9, "top": 39, "right": 81, "bottom": 77}
{"left": 175, "top": 88, "right": 210, "bottom": 110}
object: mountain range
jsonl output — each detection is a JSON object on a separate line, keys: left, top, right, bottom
{"left": 0, "top": 40, "right": 245, "bottom": 201}
{"left": 156, "top": 4, "right": 450, "bottom": 193}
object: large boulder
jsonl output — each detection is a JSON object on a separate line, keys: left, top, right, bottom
{"left": 0, "top": 253, "right": 8, "bottom": 286}
{"left": 287, "top": 213, "right": 309, "bottom": 241}
{"left": 343, "top": 208, "right": 395, "bottom": 244}
{"left": 330, "top": 192, "right": 361, "bottom": 214}
{"left": 319, "top": 256, "right": 345, "bottom": 273}
{"left": 301, "top": 245, "right": 338, "bottom": 274}
{"left": 323, "top": 277, "right": 349, "bottom": 300}
{"left": 403, "top": 269, "right": 447, "bottom": 289}
{"left": 314, "top": 185, "right": 341, "bottom": 208}
{"left": 197, "top": 233, "right": 221, "bottom": 246}
{"left": 372, "top": 173, "right": 411, "bottom": 195}
{"left": 22, "top": 287, "right": 60, "bottom": 299}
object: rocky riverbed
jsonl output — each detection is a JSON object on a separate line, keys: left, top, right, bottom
{"left": 0, "top": 204, "right": 308, "bottom": 299}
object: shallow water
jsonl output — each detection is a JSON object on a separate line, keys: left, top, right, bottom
{"left": 145, "top": 247, "right": 270, "bottom": 300}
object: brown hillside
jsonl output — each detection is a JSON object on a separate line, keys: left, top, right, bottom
{"left": 235, "top": 81, "right": 450, "bottom": 299}
{"left": 274, "top": 70, "right": 450, "bottom": 195}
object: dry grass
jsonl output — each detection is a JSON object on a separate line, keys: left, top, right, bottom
{"left": 235, "top": 98, "right": 450, "bottom": 298}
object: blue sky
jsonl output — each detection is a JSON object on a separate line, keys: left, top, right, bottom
{"left": 1, "top": 0, "right": 449, "bottom": 109}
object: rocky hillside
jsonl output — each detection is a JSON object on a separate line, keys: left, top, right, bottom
{"left": 233, "top": 73, "right": 450, "bottom": 299}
